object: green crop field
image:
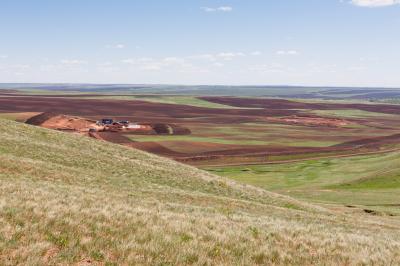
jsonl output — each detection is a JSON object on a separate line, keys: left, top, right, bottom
{"left": 2, "top": 118, "right": 400, "bottom": 265}
{"left": 126, "top": 134, "right": 341, "bottom": 147}
{"left": 78, "top": 95, "right": 239, "bottom": 109}
{"left": 308, "top": 109, "right": 395, "bottom": 119}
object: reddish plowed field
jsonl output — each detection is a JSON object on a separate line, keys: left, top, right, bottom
{"left": 126, "top": 142, "right": 185, "bottom": 157}
{"left": 335, "top": 133, "right": 400, "bottom": 148}
{"left": 0, "top": 96, "right": 298, "bottom": 121}
{"left": 266, "top": 116, "right": 349, "bottom": 127}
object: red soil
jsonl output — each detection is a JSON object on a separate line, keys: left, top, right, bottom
{"left": 125, "top": 142, "right": 185, "bottom": 157}
{"left": 26, "top": 112, "right": 100, "bottom": 132}
{"left": 267, "top": 115, "right": 349, "bottom": 127}
{"left": 26, "top": 112, "right": 60, "bottom": 126}
{"left": 124, "top": 124, "right": 155, "bottom": 134}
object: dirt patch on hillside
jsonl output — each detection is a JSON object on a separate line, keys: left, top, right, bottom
{"left": 26, "top": 112, "right": 99, "bottom": 132}
{"left": 26, "top": 112, "right": 59, "bottom": 126}
{"left": 267, "top": 116, "right": 350, "bottom": 127}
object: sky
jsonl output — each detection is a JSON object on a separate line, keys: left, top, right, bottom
{"left": 0, "top": 0, "right": 399, "bottom": 87}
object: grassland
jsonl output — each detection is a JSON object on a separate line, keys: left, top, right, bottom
{"left": 2, "top": 118, "right": 400, "bottom": 264}
{"left": 205, "top": 151, "right": 400, "bottom": 215}
{"left": 308, "top": 109, "right": 395, "bottom": 119}
{"left": 0, "top": 112, "right": 39, "bottom": 122}
{"left": 77, "top": 95, "right": 240, "bottom": 109}
{"left": 375, "top": 98, "right": 400, "bottom": 105}
{"left": 126, "top": 134, "right": 340, "bottom": 147}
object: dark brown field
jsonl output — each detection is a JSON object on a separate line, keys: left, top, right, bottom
{"left": 201, "top": 96, "right": 400, "bottom": 115}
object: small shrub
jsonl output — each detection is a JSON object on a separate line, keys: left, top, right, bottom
{"left": 180, "top": 233, "right": 193, "bottom": 243}
{"left": 249, "top": 226, "right": 259, "bottom": 239}
{"left": 284, "top": 203, "right": 301, "bottom": 210}
{"left": 47, "top": 232, "right": 69, "bottom": 248}
{"left": 208, "top": 245, "right": 222, "bottom": 258}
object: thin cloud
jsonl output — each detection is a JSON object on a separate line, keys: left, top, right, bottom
{"left": 276, "top": 50, "right": 299, "bottom": 56}
{"left": 121, "top": 57, "right": 194, "bottom": 72}
{"left": 60, "top": 59, "right": 87, "bottom": 65}
{"left": 217, "top": 52, "right": 245, "bottom": 60}
{"left": 189, "top": 52, "right": 245, "bottom": 62}
{"left": 106, "top": 44, "right": 126, "bottom": 49}
{"left": 201, "top": 6, "right": 233, "bottom": 12}
{"left": 251, "top": 51, "right": 262, "bottom": 56}
{"left": 350, "top": 0, "right": 400, "bottom": 7}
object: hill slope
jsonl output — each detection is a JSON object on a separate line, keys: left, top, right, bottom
{"left": 206, "top": 150, "right": 400, "bottom": 215}
{"left": 1, "top": 119, "right": 400, "bottom": 265}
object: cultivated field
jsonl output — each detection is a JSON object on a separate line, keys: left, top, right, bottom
{"left": 1, "top": 93, "right": 400, "bottom": 168}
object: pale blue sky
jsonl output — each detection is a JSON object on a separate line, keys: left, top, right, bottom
{"left": 0, "top": 0, "right": 399, "bottom": 86}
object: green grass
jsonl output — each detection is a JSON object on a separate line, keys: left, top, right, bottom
{"left": 126, "top": 134, "right": 340, "bottom": 147}
{"left": 187, "top": 122, "right": 391, "bottom": 148}
{"left": 206, "top": 151, "right": 400, "bottom": 214}
{"left": 331, "top": 169, "right": 400, "bottom": 190}
{"left": 309, "top": 109, "right": 395, "bottom": 119}
{"left": 373, "top": 98, "right": 400, "bottom": 105}
{"left": 0, "top": 112, "right": 38, "bottom": 122}
{"left": 2, "top": 119, "right": 400, "bottom": 265}
{"left": 79, "top": 95, "right": 238, "bottom": 109}
{"left": 0, "top": 113, "right": 21, "bottom": 120}
{"left": 126, "top": 135, "right": 270, "bottom": 145}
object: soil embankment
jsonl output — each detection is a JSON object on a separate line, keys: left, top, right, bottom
{"left": 26, "top": 112, "right": 100, "bottom": 132}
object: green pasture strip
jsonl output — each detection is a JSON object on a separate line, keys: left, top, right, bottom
{"left": 287, "top": 98, "right": 384, "bottom": 105}
{"left": 309, "top": 109, "right": 396, "bottom": 119}
{"left": 375, "top": 98, "right": 400, "bottom": 105}
{"left": 77, "top": 95, "right": 239, "bottom": 109}
{"left": 125, "top": 134, "right": 340, "bottom": 147}
{"left": 205, "top": 150, "right": 400, "bottom": 214}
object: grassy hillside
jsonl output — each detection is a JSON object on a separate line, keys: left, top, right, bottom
{"left": 1, "top": 119, "right": 400, "bottom": 265}
{"left": 206, "top": 151, "right": 400, "bottom": 215}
